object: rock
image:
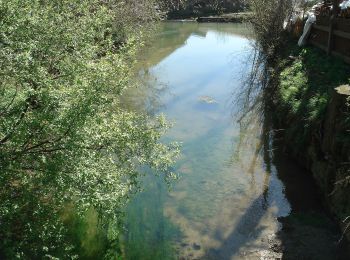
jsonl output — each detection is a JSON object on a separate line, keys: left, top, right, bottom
{"left": 198, "top": 95, "right": 218, "bottom": 104}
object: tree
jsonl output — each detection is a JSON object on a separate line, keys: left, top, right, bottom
{"left": 249, "top": 0, "right": 293, "bottom": 57}
{"left": 0, "top": 0, "right": 178, "bottom": 258}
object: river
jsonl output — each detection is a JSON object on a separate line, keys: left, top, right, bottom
{"left": 120, "top": 22, "right": 348, "bottom": 260}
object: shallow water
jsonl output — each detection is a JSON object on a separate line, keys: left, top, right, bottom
{"left": 122, "top": 22, "right": 347, "bottom": 260}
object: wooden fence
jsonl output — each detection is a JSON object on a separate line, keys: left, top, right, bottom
{"left": 307, "top": 1, "right": 350, "bottom": 64}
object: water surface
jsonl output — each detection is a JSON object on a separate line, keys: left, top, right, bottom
{"left": 122, "top": 22, "right": 345, "bottom": 260}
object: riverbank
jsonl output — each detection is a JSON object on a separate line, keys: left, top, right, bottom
{"left": 166, "top": 12, "right": 251, "bottom": 23}
{"left": 267, "top": 43, "right": 350, "bottom": 242}
{"left": 197, "top": 12, "right": 250, "bottom": 23}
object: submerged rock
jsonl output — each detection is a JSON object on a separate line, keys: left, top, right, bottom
{"left": 198, "top": 95, "right": 218, "bottom": 104}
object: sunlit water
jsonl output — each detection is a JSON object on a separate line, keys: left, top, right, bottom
{"left": 120, "top": 22, "right": 346, "bottom": 260}
{"left": 122, "top": 22, "right": 289, "bottom": 260}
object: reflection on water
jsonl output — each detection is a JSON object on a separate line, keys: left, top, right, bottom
{"left": 122, "top": 23, "right": 350, "bottom": 260}
{"left": 122, "top": 22, "right": 290, "bottom": 260}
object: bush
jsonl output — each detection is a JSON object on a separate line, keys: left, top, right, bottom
{"left": 0, "top": 1, "right": 178, "bottom": 258}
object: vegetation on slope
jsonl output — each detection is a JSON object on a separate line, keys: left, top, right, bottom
{"left": 0, "top": 1, "right": 179, "bottom": 259}
{"left": 247, "top": 0, "right": 350, "bottom": 153}
{"left": 276, "top": 47, "right": 350, "bottom": 148}
{"left": 248, "top": 0, "right": 350, "bottom": 232}
{"left": 271, "top": 45, "right": 350, "bottom": 232}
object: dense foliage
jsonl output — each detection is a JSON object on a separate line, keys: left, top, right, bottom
{"left": 0, "top": 1, "right": 179, "bottom": 258}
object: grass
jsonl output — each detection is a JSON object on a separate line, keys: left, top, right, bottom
{"left": 275, "top": 46, "right": 350, "bottom": 149}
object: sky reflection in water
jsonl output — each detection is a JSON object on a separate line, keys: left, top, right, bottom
{"left": 124, "top": 22, "right": 291, "bottom": 260}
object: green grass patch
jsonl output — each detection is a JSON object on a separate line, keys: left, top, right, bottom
{"left": 276, "top": 46, "right": 350, "bottom": 148}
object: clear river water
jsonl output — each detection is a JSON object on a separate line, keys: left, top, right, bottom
{"left": 117, "top": 22, "right": 348, "bottom": 260}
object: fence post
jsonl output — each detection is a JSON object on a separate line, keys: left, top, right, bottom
{"left": 327, "top": 0, "right": 340, "bottom": 55}
{"left": 327, "top": 19, "right": 334, "bottom": 55}
{"left": 333, "top": 0, "right": 340, "bottom": 16}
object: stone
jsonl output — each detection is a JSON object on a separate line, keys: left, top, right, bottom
{"left": 198, "top": 95, "right": 218, "bottom": 104}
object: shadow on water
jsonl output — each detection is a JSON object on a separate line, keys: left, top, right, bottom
{"left": 242, "top": 94, "right": 350, "bottom": 259}
{"left": 272, "top": 137, "right": 350, "bottom": 260}
{"left": 204, "top": 109, "right": 275, "bottom": 260}
{"left": 204, "top": 111, "right": 350, "bottom": 259}
{"left": 205, "top": 194, "right": 270, "bottom": 259}
{"left": 229, "top": 35, "right": 350, "bottom": 258}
